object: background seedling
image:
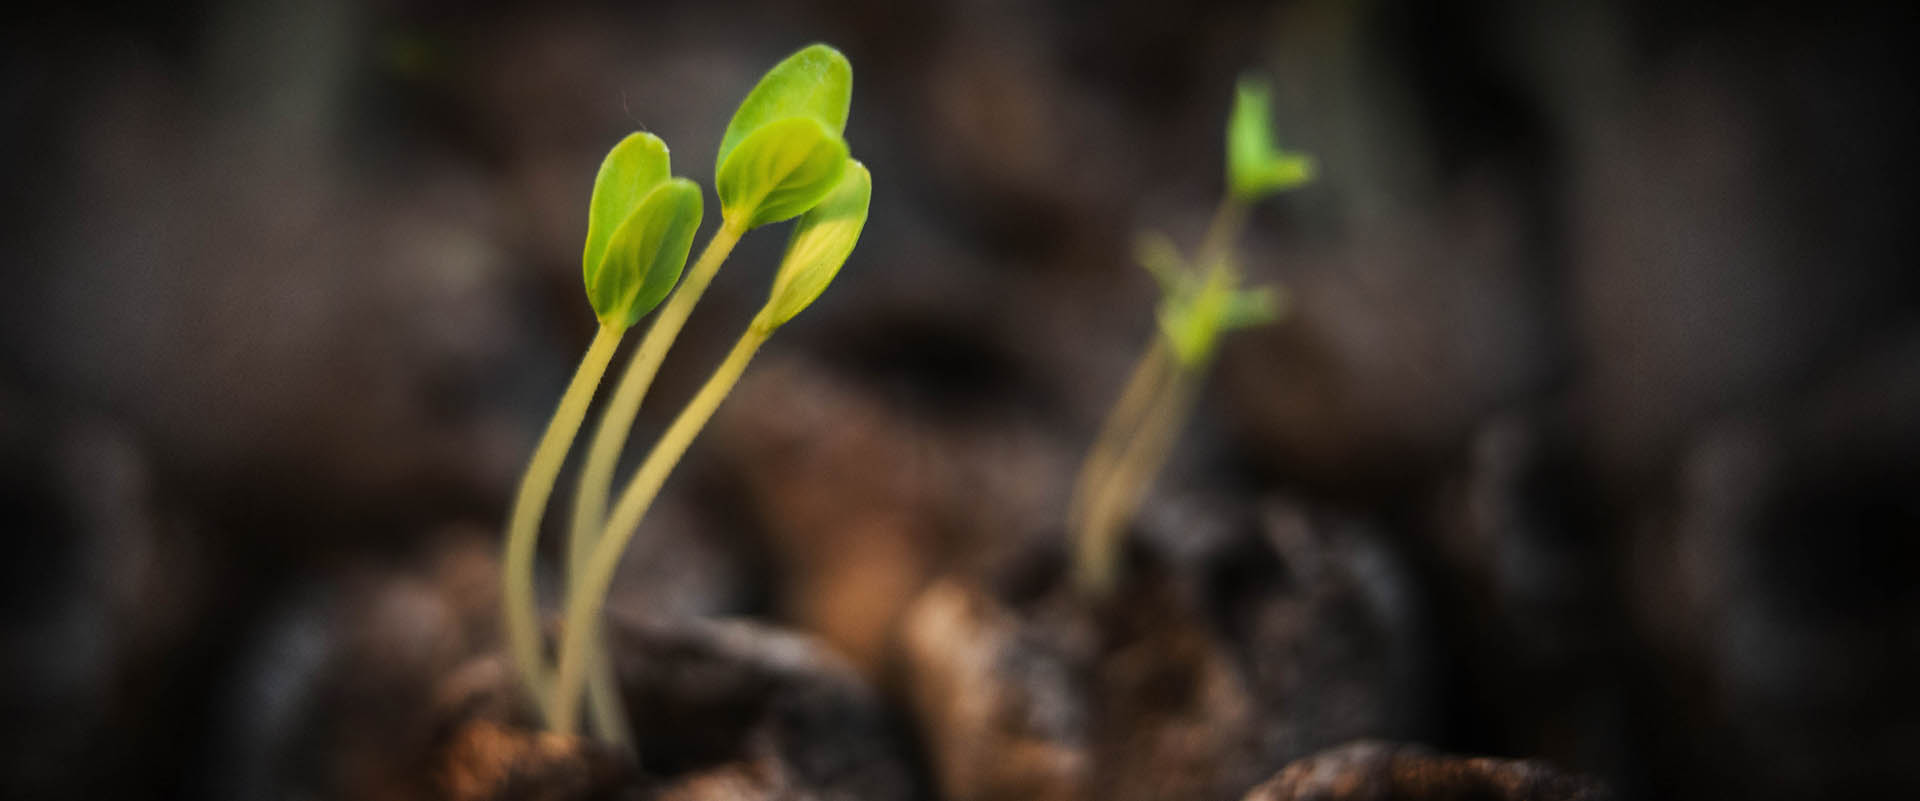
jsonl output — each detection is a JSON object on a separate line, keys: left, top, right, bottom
{"left": 1068, "top": 75, "right": 1313, "bottom": 597}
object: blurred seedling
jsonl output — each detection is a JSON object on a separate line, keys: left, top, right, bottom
{"left": 1067, "top": 76, "right": 1314, "bottom": 597}
{"left": 500, "top": 44, "right": 871, "bottom": 745}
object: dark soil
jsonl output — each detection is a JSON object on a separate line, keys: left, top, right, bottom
{"left": 1241, "top": 741, "right": 1610, "bottom": 801}
{"left": 896, "top": 501, "right": 1430, "bottom": 801}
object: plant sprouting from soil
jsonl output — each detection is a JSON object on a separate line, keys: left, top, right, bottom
{"left": 1067, "top": 75, "right": 1314, "bottom": 597}
{"left": 501, "top": 43, "right": 871, "bottom": 744}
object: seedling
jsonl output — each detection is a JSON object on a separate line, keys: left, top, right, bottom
{"left": 501, "top": 44, "right": 870, "bottom": 743}
{"left": 1067, "top": 75, "right": 1313, "bottom": 597}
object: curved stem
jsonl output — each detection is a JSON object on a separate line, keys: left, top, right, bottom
{"left": 1074, "top": 361, "right": 1200, "bottom": 596}
{"left": 502, "top": 322, "right": 623, "bottom": 720}
{"left": 564, "top": 221, "right": 745, "bottom": 748}
{"left": 1195, "top": 197, "right": 1248, "bottom": 271}
{"left": 551, "top": 319, "right": 774, "bottom": 735}
{"left": 569, "top": 221, "right": 746, "bottom": 582}
{"left": 584, "top": 629, "right": 632, "bottom": 748}
{"left": 1068, "top": 338, "right": 1170, "bottom": 548}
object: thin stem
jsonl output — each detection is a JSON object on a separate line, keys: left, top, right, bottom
{"left": 565, "top": 220, "right": 745, "bottom": 748}
{"left": 551, "top": 318, "right": 774, "bottom": 735}
{"left": 570, "top": 221, "right": 746, "bottom": 581}
{"left": 584, "top": 631, "right": 632, "bottom": 748}
{"left": 501, "top": 322, "right": 624, "bottom": 720}
{"left": 1073, "top": 361, "right": 1200, "bottom": 596}
{"left": 1195, "top": 197, "right": 1248, "bottom": 271}
{"left": 1068, "top": 338, "right": 1171, "bottom": 546}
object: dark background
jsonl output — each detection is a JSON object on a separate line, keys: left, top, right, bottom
{"left": 3, "top": 1, "right": 1916, "bottom": 799}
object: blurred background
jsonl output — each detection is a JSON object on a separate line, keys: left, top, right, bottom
{"left": 3, "top": 1, "right": 1916, "bottom": 799}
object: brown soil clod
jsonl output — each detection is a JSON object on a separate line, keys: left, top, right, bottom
{"left": 896, "top": 500, "right": 1430, "bottom": 801}
{"left": 1240, "top": 741, "right": 1611, "bottom": 801}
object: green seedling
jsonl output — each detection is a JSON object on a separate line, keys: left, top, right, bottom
{"left": 1068, "top": 75, "right": 1313, "bottom": 596}
{"left": 499, "top": 43, "right": 868, "bottom": 744}
{"left": 550, "top": 162, "right": 870, "bottom": 736}
{"left": 501, "top": 131, "right": 699, "bottom": 729}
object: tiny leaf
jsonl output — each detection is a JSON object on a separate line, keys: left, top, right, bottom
{"left": 717, "top": 44, "right": 853, "bottom": 175}
{"left": 717, "top": 117, "right": 850, "bottom": 229}
{"left": 584, "top": 133, "right": 672, "bottom": 287}
{"left": 1227, "top": 76, "right": 1316, "bottom": 202}
{"left": 589, "top": 178, "right": 703, "bottom": 327}
{"left": 760, "top": 161, "right": 872, "bottom": 329}
{"left": 1157, "top": 269, "right": 1270, "bottom": 367}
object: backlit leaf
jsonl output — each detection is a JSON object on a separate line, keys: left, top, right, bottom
{"left": 588, "top": 178, "right": 703, "bottom": 327}
{"left": 717, "top": 117, "right": 850, "bottom": 229}
{"left": 760, "top": 161, "right": 871, "bottom": 328}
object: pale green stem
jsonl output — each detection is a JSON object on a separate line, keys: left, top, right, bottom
{"left": 551, "top": 315, "right": 776, "bottom": 735}
{"left": 502, "top": 322, "right": 624, "bottom": 720}
{"left": 1068, "top": 338, "right": 1171, "bottom": 545}
{"left": 570, "top": 221, "right": 747, "bottom": 581}
{"left": 1195, "top": 197, "right": 1248, "bottom": 270}
{"left": 565, "top": 220, "right": 746, "bottom": 748}
{"left": 1073, "top": 360, "right": 1200, "bottom": 596}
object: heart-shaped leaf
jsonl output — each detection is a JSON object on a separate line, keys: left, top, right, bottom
{"left": 717, "top": 117, "right": 850, "bottom": 229}
{"left": 588, "top": 178, "right": 703, "bottom": 327}
{"left": 584, "top": 133, "right": 672, "bottom": 289}
{"left": 717, "top": 44, "right": 852, "bottom": 176}
{"left": 759, "top": 161, "right": 871, "bottom": 329}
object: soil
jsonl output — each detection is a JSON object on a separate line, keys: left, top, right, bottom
{"left": 895, "top": 499, "right": 1432, "bottom": 801}
{"left": 429, "top": 615, "right": 923, "bottom": 801}
{"left": 1240, "top": 741, "right": 1610, "bottom": 801}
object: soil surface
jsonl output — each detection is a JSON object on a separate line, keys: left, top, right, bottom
{"left": 897, "top": 500, "right": 1429, "bottom": 801}
{"left": 1241, "top": 741, "right": 1610, "bottom": 801}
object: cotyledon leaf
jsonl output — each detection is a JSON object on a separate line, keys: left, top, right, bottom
{"left": 759, "top": 161, "right": 871, "bottom": 328}
{"left": 589, "top": 178, "right": 703, "bottom": 327}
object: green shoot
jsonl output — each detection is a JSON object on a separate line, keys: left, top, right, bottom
{"left": 1069, "top": 74, "right": 1312, "bottom": 597}
{"left": 561, "top": 43, "right": 855, "bottom": 743}
{"left": 550, "top": 162, "right": 871, "bottom": 736}
{"left": 502, "top": 133, "right": 699, "bottom": 723}
{"left": 568, "top": 42, "right": 856, "bottom": 601}
{"left": 523, "top": 45, "right": 861, "bottom": 738}
{"left": 1226, "top": 76, "right": 1315, "bottom": 203}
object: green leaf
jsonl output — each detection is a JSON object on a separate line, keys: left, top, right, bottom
{"left": 1227, "top": 76, "right": 1315, "bottom": 202}
{"left": 1156, "top": 267, "right": 1285, "bottom": 367}
{"left": 588, "top": 178, "right": 703, "bottom": 327}
{"left": 717, "top": 117, "right": 850, "bottom": 229}
{"left": 717, "top": 43, "right": 852, "bottom": 175}
{"left": 760, "top": 161, "right": 871, "bottom": 329}
{"left": 584, "top": 133, "right": 672, "bottom": 290}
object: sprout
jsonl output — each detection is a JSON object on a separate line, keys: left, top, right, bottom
{"left": 1070, "top": 73, "right": 1313, "bottom": 596}
{"left": 552, "top": 159, "right": 872, "bottom": 740}
{"left": 501, "top": 131, "right": 704, "bottom": 728}
{"left": 496, "top": 44, "right": 873, "bottom": 741}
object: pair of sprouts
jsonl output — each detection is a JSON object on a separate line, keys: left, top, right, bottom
{"left": 1068, "top": 77, "right": 1315, "bottom": 596}
{"left": 501, "top": 44, "right": 871, "bottom": 742}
